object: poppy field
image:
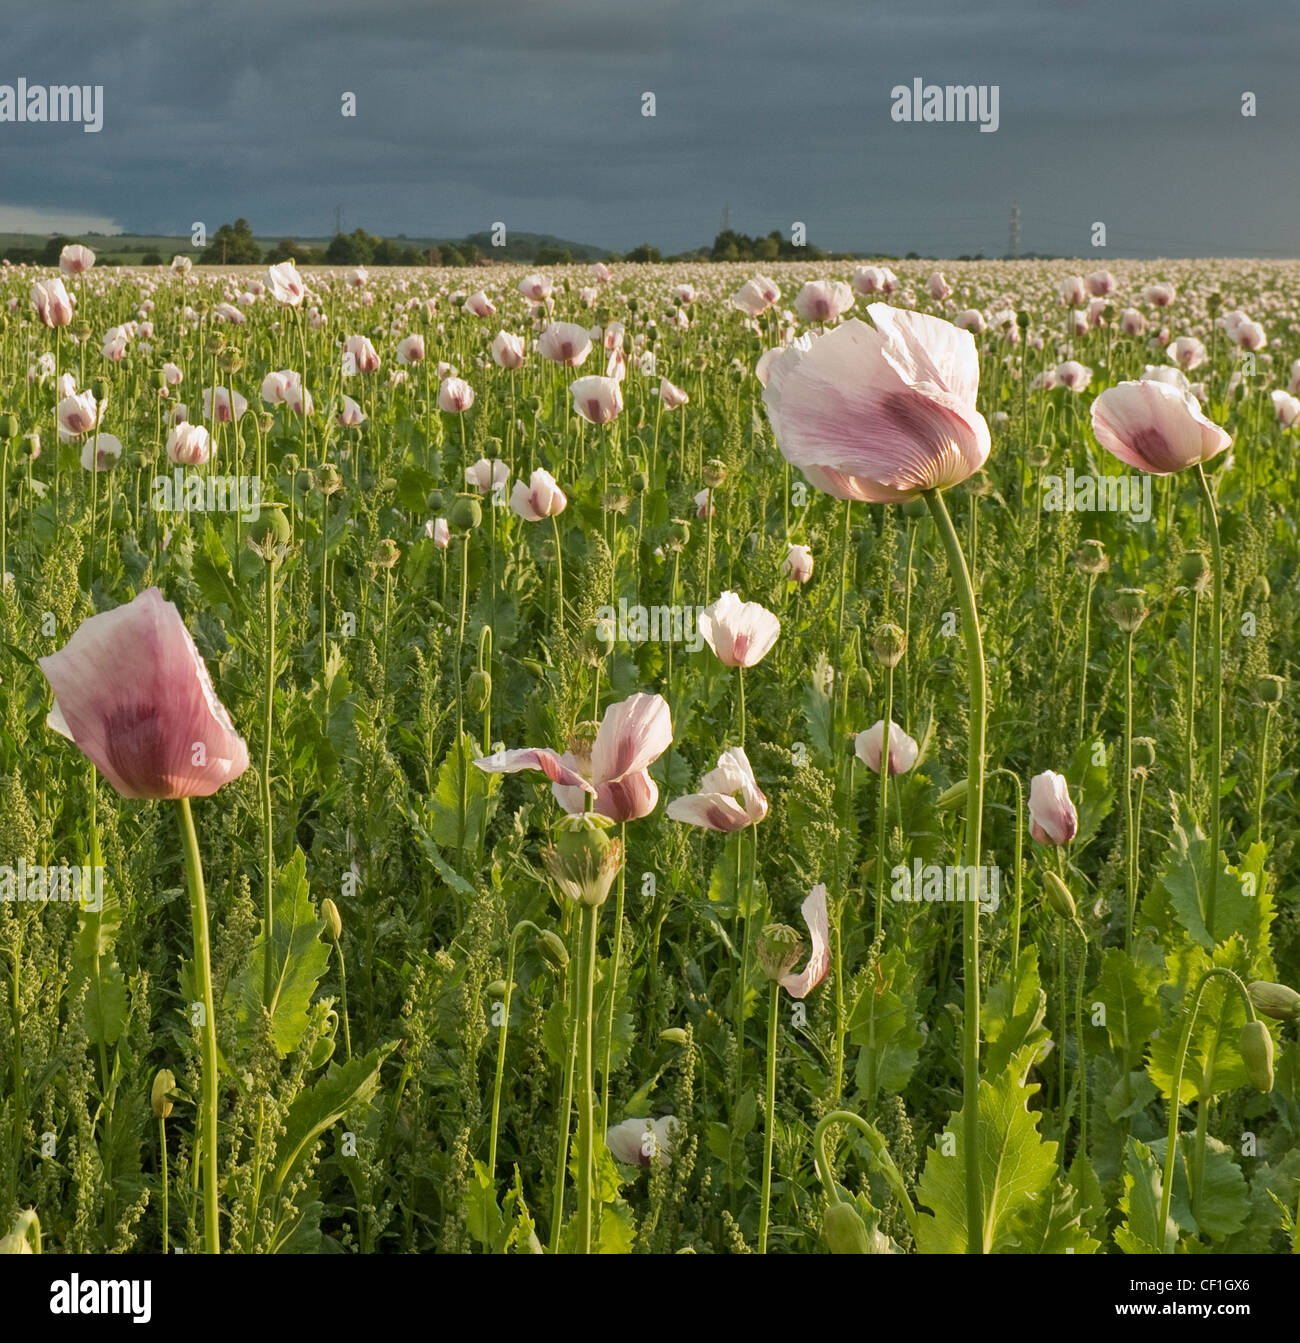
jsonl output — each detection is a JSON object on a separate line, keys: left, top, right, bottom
{"left": 1, "top": 252, "right": 1299, "bottom": 1257}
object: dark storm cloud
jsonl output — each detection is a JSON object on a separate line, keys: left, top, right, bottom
{"left": 2, "top": 0, "right": 1296, "bottom": 256}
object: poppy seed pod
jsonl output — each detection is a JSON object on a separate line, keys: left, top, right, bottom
{"left": 1075, "top": 539, "right": 1109, "bottom": 575}
{"left": 872, "top": 622, "right": 907, "bottom": 669}
{"left": 1027, "top": 444, "right": 1052, "bottom": 468}
{"left": 543, "top": 813, "right": 624, "bottom": 908}
{"left": 1248, "top": 981, "right": 1300, "bottom": 1021}
{"left": 426, "top": 488, "right": 445, "bottom": 513}
{"left": 151, "top": 1069, "right": 177, "bottom": 1119}
{"left": 703, "top": 458, "right": 727, "bottom": 488}
{"left": 1132, "top": 737, "right": 1156, "bottom": 770}
{"left": 316, "top": 463, "right": 343, "bottom": 496}
{"left": 1016, "top": 310, "right": 1030, "bottom": 331}
{"left": 246, "top": 505, "right": 290, "bottom": 560}
{"left": 372, "top": 539, "right": 401, "bottom": 569}
{"left": 1254, "top": 674, "right": 1284, "bottom": 707}
{"left": 150, "top": 368, "right": 169, "bottom": 390}
{"left": 1109, "top": 588, "right": 1150, "bottom": 633}
{"left": 450, "top": 494, "right": 483, "bottom": 531}
{"left": 660, "top": 1027, "right": 689, "bottom": 1045}
{"left": 756, "top": 923, "right": 804, "bottom": 981}
{"left": 1179, "top": 551, "right": 1211, "bottom": 589}
{"left": 823, "top": 1200, "right": 873, "bottom": 1254}
{"left": 321, "top": 897, "right": 343, "bottom": 942}
{"left": 1239, "top": 1020, "right": 1275, "bottom": 1094}
{"left": 900, "top": 497, "right": 927, "bottom": 519}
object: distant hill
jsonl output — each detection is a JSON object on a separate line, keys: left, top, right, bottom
{"left": 0, "top": 228, "right": 611, "bottom": 267}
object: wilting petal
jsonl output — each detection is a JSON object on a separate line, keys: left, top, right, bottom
{"left": 781, "top": 883, "right": 830, "bottom": 999}
{"left": 474, "top": 746, "right": 596, "bottom": 794}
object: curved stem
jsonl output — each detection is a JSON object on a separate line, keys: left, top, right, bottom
{"left": 923, "top": 487, "right": 986, "bottom": 1255}
{"left": 811, "top": 1110, "right": 919, "bottom": 1240}
{"left": 1157, "top": 967, "right": 1256, "bottom": 1249}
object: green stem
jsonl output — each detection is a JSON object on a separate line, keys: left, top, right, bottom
{"left": 923, "top": 487, "right": 986, "bottom": 1255}
{"left": 576, "top": 902, "right": 599, "bottom": 1253}
{"left": 175, "top": 797, "right": 220, "bottom": 1254}
{"left": 758, "top": 980, "right": 780, "bottom": 1253}
{"left": 1157, "top": 968, "right": 1255, "bottom": 1250}
{"left": 1195, "top": 464, "right": 1223, "bottom": 933}
{"left": 811, "top": 1110, "right": 919, "bottom": 1240}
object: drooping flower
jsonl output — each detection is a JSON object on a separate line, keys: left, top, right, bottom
{"left": 757, "top": 884, "right": 830, "bottom": 999}
{"left": 606, "top": 1115, "right": 679, "bottom": 1168}
{"left": 39, "top": 587, "right": 249, "bottom": 799}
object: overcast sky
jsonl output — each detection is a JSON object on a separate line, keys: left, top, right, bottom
{"left": 3, "top": 0, "right": 1297, "bottom": 257}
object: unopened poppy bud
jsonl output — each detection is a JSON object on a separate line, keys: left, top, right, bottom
{"left": 872, "top": 622, "right": 907, "bottom": 669}
{"left": 1016, "top": 310, "right": 1030, "bottom": 330}
{"left": 466, "top": 669, "right": 492, "bottom": 712}
{"left": 1254, "top": 674, "right": 1284, "bottom": 707}
{"left": 90, "top": 377, "right": 109, "bottom": 403}
{"left": 822, "top": 1200, "right": 872, "bottom": 1254}
{"left": 756, "top": 923, "right": 804, "bottom": 981}
{"left": 486, "top": 979, "right": 508, "bottom": 998}
{"left": 631, "top": 470, "right": 649, "bottom": 493}
{"left": 450, "top": 493, "right": 482, "bottom": 531}
{"left": 1042, "top": 871, "right": 1077, "bottom": 921}
{"left": 0, "top": 414, "right": 17, "bottom": 440}
{"left": 900, "top": 497, "right": 927, "bottom": 519}
{"left": 660, "top": 1027, "right": 689, "bottom": 1045}
{"left": 321, "top": 898, "right": 343, "bottom": 942}
{"left": 588, "top": 617, "right": 615, "bottom": 659}
{"left": 1109, "top": 588, "right": 1150, "bottom": 633}
{"left": 537, "top": 929, "right": 569, "bottom": 971}
{"left": 1239, "top": 1020, "right": 1275, "bottom": 1094}
{"left": 151, "top": 1069, "right": 176, "bottom": 1119}
{"left": 426, "top": 488, "right": 445, "bottom": 513}
{"left": 1248, "top": 981, "right": 1300, "bottom": 1021}
{"left": 667, "top": 518, "right": 691, "bottom": 548}
{"left": 936, "top": 779, "right": 969, "bottom": 812}
{"left": 150, "top": 369, "right": 168, "bottom": 390}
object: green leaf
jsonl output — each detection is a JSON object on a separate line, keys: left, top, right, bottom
{"left": 226, "top": 847, "right": 332, "bottom": 1057}
{"left": 70, "top": 870, "right": 126, "bottom": 1047}
{"left": 1114, "top": 1137, "right": 1174, "bottom": 1253}
{"left": 429, "top": 731, "right": 500, "bottom": 856}
{"left": 271, "top": 1043, "right": 395, "bottom": 1197}
{"left": 981, "top": 946, "right": 1050, "bottom": 1081}
{"left": 1093, "top": 945, "right": 1162, "bottom": 1070}
{"left": 849, "top": 945, "right": 923, "bottom": 1098}
{"left": 915, "top": 1055, "right": 1059, "bottom": 1253}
